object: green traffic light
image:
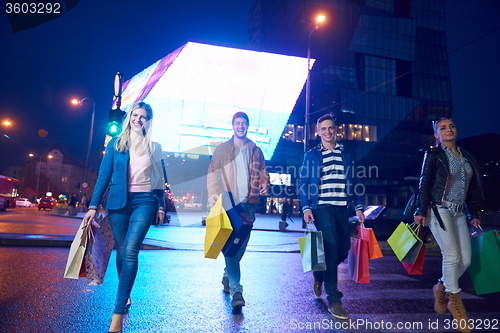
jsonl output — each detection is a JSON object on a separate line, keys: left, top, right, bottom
{"left": 107, "top": 121, "right": 121, "bottom": 136}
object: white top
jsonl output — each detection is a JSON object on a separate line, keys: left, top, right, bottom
{"left": 234, "top": 145, "right": 249, "bottom": 204}
{"left": 128, "top": 149, "right": 152, "bottom": 192}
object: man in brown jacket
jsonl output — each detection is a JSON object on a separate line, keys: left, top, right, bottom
{"left": 207, "top": 111, "right": 270, "bottom": 309}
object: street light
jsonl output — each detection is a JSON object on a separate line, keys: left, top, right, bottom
{"left": 1, "top": 120, "right": 12, "bottom": 137}
{"left": 304, "top": 14, "right": 326, "bottom": 153}
{"left": 71, "top": 97, "right": 95, "bottom": 207}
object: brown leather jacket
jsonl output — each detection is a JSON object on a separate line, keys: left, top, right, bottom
{"left": 207, "top": 137, "right": 270, "bottom": 204}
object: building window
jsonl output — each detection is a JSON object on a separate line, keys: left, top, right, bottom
{"left": 318, "top": 124, "right": 377, "bottom": 142}
{"left": 322, "top": 65, "right": 356, "bottom": 87}
{"left": 61, "top": 176, "right": 68, "bottom": 182}
{"left": 339, "top": 124, "right": 377, "bottom": 142}
{"left": 365, "top": 56, "right": 396, "bottom": 95}
{"left": 282, "top": 124, "right": 304, "bottom": 143}
{"left": 366, "top": 0, "right": 394, "bottom": 12}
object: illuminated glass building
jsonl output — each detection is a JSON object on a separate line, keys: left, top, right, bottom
{"left": 251, "top": 0, "right": 453, "bottom": 207}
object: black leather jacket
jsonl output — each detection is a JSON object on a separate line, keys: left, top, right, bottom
{"left": 415, "top": 145, "right": 485, "bottom": 220}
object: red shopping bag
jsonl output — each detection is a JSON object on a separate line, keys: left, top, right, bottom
{"left": 347, "top": 237, "right": 370, "bottom": 283}
{"left": 358, "top": 224, "right": 383, "bottom": 260}
{"left": 402, "top": 243, "right": 426, "bottom": 275}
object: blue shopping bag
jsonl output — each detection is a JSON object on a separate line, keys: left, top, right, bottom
{"left": 221, "top": 191, "right": 253, "bottom": 257}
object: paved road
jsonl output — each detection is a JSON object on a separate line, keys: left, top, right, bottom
{"left": 1, "top": 208, "right": 499, "bottom": 332}
{"left": 0, "top": 247, "right": 499, "bottom": 333}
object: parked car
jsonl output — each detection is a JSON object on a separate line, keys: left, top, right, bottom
{"left": 55, "top": 198, "right": 69, "bottom": 210}
{"left": 349, "top": 205, "right": 436, "bottom": 244}
{"left": 38, "top": 197, "right": 56, "bottom": 210}
{"left": 15, "top": 198, "right": 32, "bottom": 208}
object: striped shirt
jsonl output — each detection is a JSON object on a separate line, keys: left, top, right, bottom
{"left": 442, "top": 145, "right": 473, "bottom": 205}
{"left": 318, "top": 144, "right": 347, "bottom": 206}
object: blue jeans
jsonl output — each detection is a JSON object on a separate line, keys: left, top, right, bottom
{"left": 312, "top": 205, "right": 350, "bottom": 305}
{"left": 224, "top": 203, "right": 256, "bottom": 295}
{"left": 430, "top": 200, "right": 471, "bottom": 294}
{"left": 108, "top": 192, "right": 156, "bottom": 314}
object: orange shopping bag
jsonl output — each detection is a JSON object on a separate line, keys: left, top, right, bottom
{"left": 358, "top": 224, "right": 383, "bottom": 260}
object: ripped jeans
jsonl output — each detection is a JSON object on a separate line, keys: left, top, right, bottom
{"left": 430, "top": 200, "right": 471, "bottom": 294}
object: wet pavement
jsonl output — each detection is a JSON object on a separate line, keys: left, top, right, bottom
{"left": 0, "top": 209, "right": 499, "bottom": 332}
{"left": 1, "top": 247, "right": 499, "bottom": 333}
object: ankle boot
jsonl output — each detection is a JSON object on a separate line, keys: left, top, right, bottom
{"left": 447, "top": 293, "right": 471, "bottom": 333}
{"left": 433, "top": 282, "right": 446, "bottom": 315}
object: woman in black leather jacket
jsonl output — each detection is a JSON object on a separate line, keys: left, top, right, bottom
{"left": 414, "top": 118, "right": 485, "bottom": 333}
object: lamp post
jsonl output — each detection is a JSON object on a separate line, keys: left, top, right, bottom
{"left": 71, "top": 97, "right": 95, "bottom": 207}
{"left": 30, "top": 153, "right": 52, "bottom": 200}
{"left": 304, "top": 14, "right": 326, "bottom": 153}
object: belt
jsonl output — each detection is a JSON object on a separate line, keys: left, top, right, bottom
{"left": 441, "top": 200, "right": 464, "bottom": 214}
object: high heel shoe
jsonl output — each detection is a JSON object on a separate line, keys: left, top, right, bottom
{"left": 108, "top": 314, "right": 122, "bottom": 333}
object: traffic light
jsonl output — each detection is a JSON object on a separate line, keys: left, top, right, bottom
{"left": 107, "top": 109, "right": 126, "bottom": 137}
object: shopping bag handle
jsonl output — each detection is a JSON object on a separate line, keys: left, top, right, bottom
{"left": 304, "top": 223, "right": 318, "bottom": 233}
{"left": 408, "top": 222, "right": 421, "bottom": 234}
{"left": 470, "top": 225, "right": 483, "bottom": 238}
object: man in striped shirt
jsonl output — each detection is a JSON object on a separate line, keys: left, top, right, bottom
{"left": 299, "top": 114, "right": 364, "bottom": 319}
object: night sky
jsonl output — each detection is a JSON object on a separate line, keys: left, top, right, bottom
{"left": 1, "top": 0, "right": 499, "bottom": 174}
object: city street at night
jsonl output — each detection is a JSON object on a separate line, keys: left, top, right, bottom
{"left": 1, "top": 0, "right": 500, "bottom": 332}
{"left": 0, "top": 209, "right": 499, "bottom": 332}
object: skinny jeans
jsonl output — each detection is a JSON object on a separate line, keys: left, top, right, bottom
{"left": 429, "top": 200, "right": 471, "bottom": 294}
{"left": 108, "top": 192, "right": 156, "bottom": 314}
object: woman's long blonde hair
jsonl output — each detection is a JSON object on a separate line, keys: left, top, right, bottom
{"left": 115, "top": 101, "right": 154, "bottom": 155}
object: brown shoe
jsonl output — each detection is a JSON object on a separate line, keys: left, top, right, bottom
{"left": 447, "top": 293, "right": 472, "bottom": 333}
{"left": 232, "top": 292, "right": 245, "bottom": 308}
{"left": 433, "top": 282, "right": 446, "bottom": 315}
{"left": 313, "top": 277, "right": 322, "bottom": 297}
{"left": 328, "top": 303, "right": 348, "bottom": 320}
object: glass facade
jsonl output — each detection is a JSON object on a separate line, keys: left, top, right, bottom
{"left": 251, "top": 0, "right": 453, "bottom": 207}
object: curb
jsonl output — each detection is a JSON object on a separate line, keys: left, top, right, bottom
{"left": 0, "top": 233, "right": 73, "bottom": 247}
{"left": 0, "top": 234, "right": 442, "bottom": 256}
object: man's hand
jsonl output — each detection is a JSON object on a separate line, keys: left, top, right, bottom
{"left": 207, "top": 194, "right": 219, "bottom": 208}
{"left": 303, "top": 210, "right": 314, "bottom": 224}
{"left": 259, "top": 184, "right": 268, "bottom": 196}
{"left": 356, "top": 210, "right": 365, "bottom": 224}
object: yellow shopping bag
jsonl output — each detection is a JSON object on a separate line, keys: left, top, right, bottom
{"left": 204, "top": 194, "right": 233, "bottom": 259}
{"left": 387, "top": 222, "right": 422, "bottom": 262}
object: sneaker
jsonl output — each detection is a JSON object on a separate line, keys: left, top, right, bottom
{"left": 328, "top": 303, "right": 348, "bottom": 320}
{"left": 313, "top": 278, "right": 322, "bottom": 297}
{"left": 232, "top": 292, "right": 245, "bottom": 308}
{"left": 221, "top": 276, "right": 230, "bottom": 294}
